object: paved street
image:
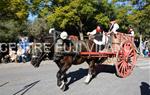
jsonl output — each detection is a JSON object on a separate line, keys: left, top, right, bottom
{"left": 0, "top": 57, "right": 150, "bottom": 95}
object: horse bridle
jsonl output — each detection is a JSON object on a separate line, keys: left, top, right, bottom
{"left": 32, "top": 33, "right": 60, "bottom": 61}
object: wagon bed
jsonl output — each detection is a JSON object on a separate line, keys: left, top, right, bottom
{"left": 79, "top": 32, "right": 137, "bottom": 78}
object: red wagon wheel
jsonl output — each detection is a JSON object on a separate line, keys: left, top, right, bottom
{"left": 115, "top": 40, "right": 137, "bottom": 78}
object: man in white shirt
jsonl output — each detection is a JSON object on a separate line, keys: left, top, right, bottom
{"left": 87, "top": 26, "right": 106, "bottom": 46}
{"left": 106, "top": 19, "right": 120, "bottom": 50}
{"left": 108, "top": 19, "right": 119, "bottom": 35}
{"left": 128, "top": 28, "right": 134, "bottom": 37}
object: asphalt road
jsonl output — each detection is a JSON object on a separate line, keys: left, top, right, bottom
{"left": 0, "top": 57, "right": 150, "bottom": 95}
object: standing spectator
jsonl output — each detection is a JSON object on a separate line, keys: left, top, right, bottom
{"left": 4, "top": 48, "right": 17, "bottom": 63}
{"left": 17, "top": 36, "right": 30, "bottom": 63}
{"left": 143, "top": 38, "right": 149, "bottom": 57}
{"left": 134, "top": 38, "right": 140, "bottom": 49}
{"left": 144, "top": 47, "right": 149, "bottom": 57}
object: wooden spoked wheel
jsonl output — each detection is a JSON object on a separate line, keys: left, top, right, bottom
{"left": 115, "top": 40, "right": 137, "bottom": 78}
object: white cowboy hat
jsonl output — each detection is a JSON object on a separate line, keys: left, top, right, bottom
{"left": 60, "top": 31, "right": 68, "bottom": 40}
{"left": 49, "top": 28, "right": 55, "bottom": 34}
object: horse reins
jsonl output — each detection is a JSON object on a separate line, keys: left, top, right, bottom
{"left": 36, "top": 33, "right": 61, "bottom": 61}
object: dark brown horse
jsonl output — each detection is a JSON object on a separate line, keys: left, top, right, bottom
{"left": 30, "top": 32, "right": 54, "bottom": 67}
{"left": 30, "top": 30, "right": 104, "bottom": 91}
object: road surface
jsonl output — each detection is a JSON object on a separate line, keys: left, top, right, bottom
{"left": 0, "top": 57, "right": 150, "bottom": 95}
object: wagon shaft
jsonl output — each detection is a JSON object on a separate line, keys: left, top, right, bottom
{"left": 80, "top": 52, "right": 116, "bottom": 57}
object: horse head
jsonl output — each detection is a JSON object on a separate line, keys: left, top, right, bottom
{"left": 30, "top": 42, "right": 45, "bottom": 67}
{"left": 30, "top": 32, "right": 55, "bottom": 68}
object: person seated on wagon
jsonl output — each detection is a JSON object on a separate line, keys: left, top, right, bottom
{"left": 107, "top": 19, "right": 119, "bottom": 35}
{"left": 128, "top": 27, "right": 135, "bottom": 37}
{"left": 87, "top": 25, "right": 106, "bottom": 45}
{"left": 106, "top": 19, "right": 119, "bottom": 48}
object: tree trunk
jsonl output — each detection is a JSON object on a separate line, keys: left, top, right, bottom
{"left": 79, "top": 32, "right": 84, "bottom": 40}
{"left": 79, "top": 20, "right": 84, "bottom": 40}
{"left": 139, "top": 34, "right": 144, "bottom": 56}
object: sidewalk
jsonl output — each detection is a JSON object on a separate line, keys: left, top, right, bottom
{"left": 0, "top": 60, "right": 52, "bottom": 69}
{"left": 136, "top": 56, "right": 150, "bottom": 67}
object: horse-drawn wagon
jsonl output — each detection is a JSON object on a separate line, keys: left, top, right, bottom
{"left": 30, "top": 29, "right": 137, "bottom": 91}
{"left": 80, "top": 32, "right": 137, "bottom": 78}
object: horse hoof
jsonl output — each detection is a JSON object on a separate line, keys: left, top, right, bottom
{"left": 84, "top": 74, "right": 92, "bottom": 84}
{"left": 61, "top": 84, "right": 66, "bottom": 91}
{"left": 84, "top": 81, "right": 89, "bottom": 85}
{"left": 59, "top": 81, "right": 65, "bottom": 89}
{"left": 57, "top": 81, "right": 62, "bottom": 87}
{"left": 34, "top": 64, "right": 40, "bottom": 68}
{"left": 59, "top": 81, "right": 67, "bottom": 91}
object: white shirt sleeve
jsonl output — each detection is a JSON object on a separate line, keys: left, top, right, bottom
{"left": 89, "top": 29, "right": 96, "bottom": 35}
{"left": 112, "top": 23, "right": 119, "bottom": 34}
{"left": 93, "top": 31, "right": 106, "bottom": 45}
{"left": 131, "top": 31, "right": 134, "bottom": 36}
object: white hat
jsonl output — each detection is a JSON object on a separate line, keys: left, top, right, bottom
{"left": 49, "top": 28, "right": 55, "bottom": 34}
{"left": 60, "top": 31, "right": 68, "bottom": 40}
{"left": 130, "top": 28, "right": 133, "bottom": 31}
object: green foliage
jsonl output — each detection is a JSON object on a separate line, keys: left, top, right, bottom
{"left": 46, "top": 0, "right": 114, "bottom": 34}
{"left": 112, "top": 0, "right": 150, "bottom": 38}
{"left": 28, "top": 18, "right": 49, "bottom": 36}
{"left": 95, "top": 13, "right": 109, "bottom": 29}
{"left": 0, "top": 0, "right": 29, "bottom": 21}
{"left": 137, "top": 4, "right": 150, "bottom": 38}
{"left": 0, "top": 0, "right": 30, "bottom": 42}
{"left": 0, "top": 20, "right": 27, "bottom": 42}
{"left": 0, "top": 0, "right": 150, "bottom": 42}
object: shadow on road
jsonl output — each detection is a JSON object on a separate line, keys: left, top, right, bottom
{"left": 66, "top": 64, "right": 116, "bottom": 90}
{"left": 67, "top": 68, "right": 88, "bottom": 86}
{"left": 140, "top": 82, "right": 150, "bottom": 95}
{"left": 95, "top": 64, "right": 116, "bottom": 75}
{"left": 13, "top": 80, "right": 40, "bottom": 95}
{"left": 0, "top": 82, "right": 9, "bottom": 87}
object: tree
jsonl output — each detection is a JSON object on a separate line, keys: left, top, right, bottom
{"left": 28, "top": 18, "right": 49, "bottom": 36}
{"left": 114, "top": 0, "right": 150, "bottom": 38}
{"left": 0, "top": 0, "right": 30, "bottom": 42}
{"left": 46, "top": 0, "right": 115, "bottom": 39}
{"left": 1, "top": 0, "right": 149, "bottom": 42}
{"left": 115, "top": 0, "right": 150, "bottom": 55}
{"left": 0, "top": 0, "right": 29, "bottom": 21}
{"left": 0, "top": 20, "right": 28, "bottom": 42}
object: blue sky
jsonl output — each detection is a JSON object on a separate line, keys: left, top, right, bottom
{"left": 27, "top": 12, "right": 38, "bottom": 22}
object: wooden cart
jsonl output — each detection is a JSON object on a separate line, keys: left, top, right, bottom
{"left": 80, "top": 32, "right": 137, "bottom": 78}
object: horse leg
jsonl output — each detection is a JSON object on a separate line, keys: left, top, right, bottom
{"left": 56, "top": 61, "right": 71, "bottom": 91}
{"left": 56, "top": 70, "right": 68, "bottom": 86}
{"left": 56, "top": 70, "right": 62, "bottom": 87}
{"left": 85, "top": 60, "right": 96, "bottom": 84}
{"left": 55, "top": 61, "right": 63, "bottom": 87}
